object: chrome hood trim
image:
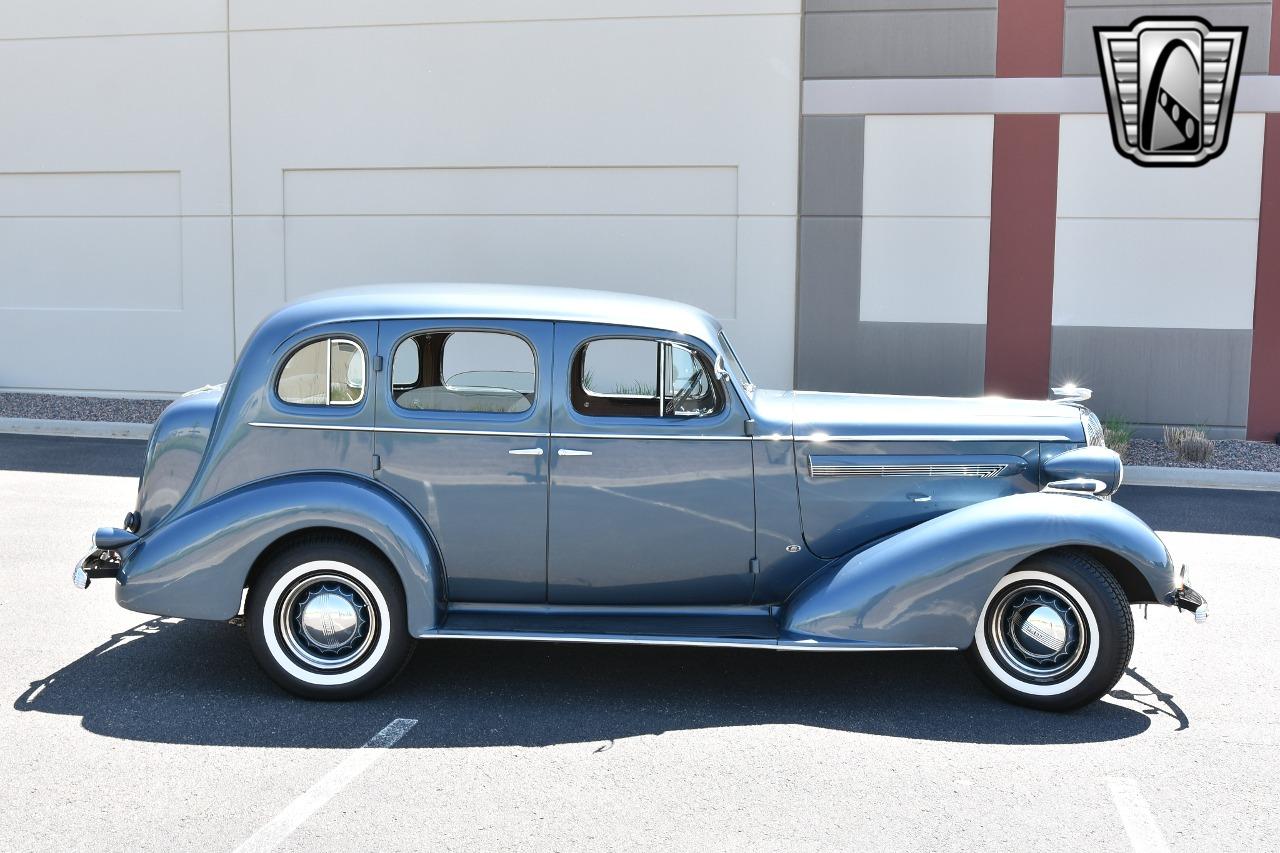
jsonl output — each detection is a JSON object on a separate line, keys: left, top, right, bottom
{"left": 749, "top": 389, "right": 1087, "bottom": 444}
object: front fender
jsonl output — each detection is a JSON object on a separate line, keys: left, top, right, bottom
{"left": 781, "top": 492, "right": 1174, "bottom": 649}
{"left": 116, "top": 473, "right": 443, "bottom": 634}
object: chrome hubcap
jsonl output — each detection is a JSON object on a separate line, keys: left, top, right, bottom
{"left": 278, "top": 572, "right": 377, "bottom": 670}
{"left": 989, "top": 584, "right": 1087, "bottom": 683}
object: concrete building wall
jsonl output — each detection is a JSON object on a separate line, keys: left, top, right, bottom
{"left": 0, "top": 1, "right": 802, "bottom": 394}
{"left": 797, "top": 0, "right": 1280, "bottom": 438}
{"left": 795, "top": 0, "right": 998, "bottom": 396}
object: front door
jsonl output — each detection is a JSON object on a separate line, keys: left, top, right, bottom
{"left": 374, "top": 319, "right": 552, "bottom": 603}
{"left": 547, "top": 323, "right": 756, "bottom": 605}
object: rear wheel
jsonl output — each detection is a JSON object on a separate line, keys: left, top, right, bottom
{"left": 966, "top": 550, "right": 1133, "bottom": 711}
{"left": 246, "top": 537, "right": 414, "bottom": 700}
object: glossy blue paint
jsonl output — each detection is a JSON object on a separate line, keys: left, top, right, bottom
{"left": 546, "top": 323, "right": 756, "bottom": 604}
{"left": 781, "top": 491, "right": 1175, "bottom": 649}
{"left": 81, "top": 283, "right": 1186, "bottom": 652}
{"left": 373, "top": 318, "right": 553, "bottom": 603}
{"left": 135, "top": 384, "right": 222, "bottom": 533}
{"left": 117, "top": 472, "right": 442, "bottom": 633}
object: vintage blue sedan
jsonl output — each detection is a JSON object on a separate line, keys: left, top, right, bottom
{"left": 76, "top": 284, "right": 1206, "bottom": 709}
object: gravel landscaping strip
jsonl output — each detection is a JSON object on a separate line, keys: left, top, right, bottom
{"left": 0, "top": 393, "right": 171, "bottom": 424}
{"left": 1124, "top": 437, "right": 1280, "bottom": 473}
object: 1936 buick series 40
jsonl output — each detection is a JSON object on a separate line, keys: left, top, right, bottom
{"left": 76, "top": 284, "right": 1206, "bottom": 709}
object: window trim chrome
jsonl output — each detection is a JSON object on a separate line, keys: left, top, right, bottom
{"left": 274, "top": 335, "right": 367, "bottom": 408}
{"left": 387, "top": 325, "right": 538, "bottom": 418}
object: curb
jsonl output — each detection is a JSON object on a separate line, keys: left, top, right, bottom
{"left": 0, "top": 418, "right": 152, "bottom": 440}
{"left": 1125, "top": 465, "right": 1280, "bottom": 492}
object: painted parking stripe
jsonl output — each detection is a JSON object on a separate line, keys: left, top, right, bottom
{"left": 232, "top": 718, "right": 418, "bottom": 853}
{"left": 1107, "top": 777, "right": 1171, "bottom": 853}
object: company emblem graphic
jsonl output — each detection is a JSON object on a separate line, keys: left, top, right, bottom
{"left": 1095, "top": 17, "right": 1246, "bottom": 167}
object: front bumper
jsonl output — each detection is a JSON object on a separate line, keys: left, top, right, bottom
{"left": 72, "top": 549, "right": 123, "bottom": 590}
{"left": 1168, "top": 584, "right": 1209, "bottom": 624}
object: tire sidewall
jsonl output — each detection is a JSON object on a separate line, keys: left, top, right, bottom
{"left": 969, "top": 555, "right": 1132, "bottom": 710}
{"left": 247, "top": 540, "right": 412, "bottom": 699}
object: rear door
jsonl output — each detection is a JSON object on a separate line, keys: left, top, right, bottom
{"left": 374, "top": 319, "right": 552, "bottom": 603}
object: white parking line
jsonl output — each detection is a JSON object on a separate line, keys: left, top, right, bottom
{"left": 232, "top": 718, "right": 418, "bottom": 853}
{"left": 1107, "top": 777, "right": 1171, "bottom": 853}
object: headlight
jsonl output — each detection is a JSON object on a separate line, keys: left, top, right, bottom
{"left": 1042, "top": 446, "right": 1124, "bottom": 496}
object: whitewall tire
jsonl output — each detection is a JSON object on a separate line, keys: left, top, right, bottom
{"left": 966, "top": 551, "right": 1133, "bottom": 711}
{"left": 247, "top": 536, "right": 415, "bottom": 700}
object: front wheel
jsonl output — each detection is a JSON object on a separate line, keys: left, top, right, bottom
{"left": 246, "top": 537, "right": 415, "bottom": 700}
{"left": 966, "top": 550, "right": 1133, "bottom": 711}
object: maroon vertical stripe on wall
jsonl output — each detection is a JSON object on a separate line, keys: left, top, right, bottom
{"left": 984, "top": 0, "right": 1065, "bottom": 398}
{"left": 1246, "top": 6, "right": 1280, "bottom": 441}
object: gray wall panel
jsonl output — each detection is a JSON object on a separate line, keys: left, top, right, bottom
{"left": 795, "top": 216, "right": 863, "bottom": 390}
{"left": 800, "top": 116, "right": 865, "bottom": 216}
{"left": 804, "top": 9, "right": 997, "bottom": 78}
{"left": 807, "top": 0, "right": 994, "bottom": 10}
{"left": 847, "top": 321, "right": 987, "bottom": 397}
{"left": 1063, "top": 3, "right": 1272, "bottom": 75}
{"left": 1050, "top": 326, "right": 1252, "bottom": 428}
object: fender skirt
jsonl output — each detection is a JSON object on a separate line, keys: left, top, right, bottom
{"left": 115, "top": 473, "right": 443, "bottom": 634}
{"left": 781, "top": 491, "right": 1174, "bottom": 649}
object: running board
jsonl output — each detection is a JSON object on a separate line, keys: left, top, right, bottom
{"left": 418, "top": 629, "right": 957, "bottom": 653}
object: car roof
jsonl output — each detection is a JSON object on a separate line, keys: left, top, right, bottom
{"left": 265, "top": 283, "right": 724, "bottom": 343}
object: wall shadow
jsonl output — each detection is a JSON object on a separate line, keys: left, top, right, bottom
{"left": 16, "top": 618, "right": 1155, "bottom": 749}
{"left": 1115, "top": 485, "right": 1280, "bottom": 537}
{"left": 0, "top": 434, "right": 147, "bottom": 477}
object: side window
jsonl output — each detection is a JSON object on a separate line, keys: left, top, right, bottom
{"left": 277, "top": 338, "right": 365, "bottom": 406}
{"left": 392, "top": 330, "right": 534, "bottom": 414}
{"left": 572, "top": 338, "right": 721, "bottom": 418}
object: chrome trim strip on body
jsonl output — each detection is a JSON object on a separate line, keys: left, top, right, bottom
{"left": 550, "top": 432, "right": 751, "bottom": 441}
{"left": 809, "top": 461, "right": 1009, "bottom": 479}
{"left": 794, "top": 434, "right": 1073, "bottom": 443}
{"left": 249, "top": 422, "right": 543, "bottom": 438}
{"left": 249, "top": 422, "right": 752, "bottom": 440}
{"left": 418, "top": 629, "right": 957, "bottom": 652}
{"left": 249, "top": 422, "right": 1071, "bottom": 444}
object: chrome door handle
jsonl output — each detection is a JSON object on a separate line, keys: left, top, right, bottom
{"left": 908, "top": 492, "right": 932, "bottom": 503}
{"left": 557, "top": 448, "right": 592, "bottom": 457}
{"left": 508, "top": 448, "right": 544, "bottom": 456}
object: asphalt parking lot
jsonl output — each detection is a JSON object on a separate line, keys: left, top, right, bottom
{"left": 1, "top": 434, "right": 1277, "bottom": 852}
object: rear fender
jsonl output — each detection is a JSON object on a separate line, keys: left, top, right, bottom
{"left": 781, "top": 492, "right": 1174, "bottom": 649}
{"left": 116, "top": 472, "right": 443, "bottom": 633}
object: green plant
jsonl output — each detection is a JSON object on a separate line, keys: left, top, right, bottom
{"left": 1102, "top": 418, "right": 1133, "bottom": 460}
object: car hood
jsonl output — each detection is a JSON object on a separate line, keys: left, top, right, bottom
{"left": 749, "top": 389, "right": 1087, "bottom": 443}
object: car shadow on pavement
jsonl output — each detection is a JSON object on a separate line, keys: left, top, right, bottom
{"left": 15, "top": 617, "right": 1157, "bottom": 748}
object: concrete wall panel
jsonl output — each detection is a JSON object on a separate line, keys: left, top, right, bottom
{"left": 795, "top": 216, "right": 862, "bottom": 390}
{"left": 230, "top": 1, "right": 798, "bottom": 30}
{"left": 0, "top": 33, "right": 233, "bottom": 393}
{"left": 863, "top": 115, "right": 993, "bottom": 216}
{"left": 1051, "top": 326, "right": 1252, "bottom": 429}
{"left": 0, "top": 0, "right": 225, "bottom": 40}
{"left": 799, "top": 117, "right": 864, "bottom": 217}
{"left": 1063, "top": 2, "right": 1272, "bottom": 75}
{"left": 1058, "top": 115, "right": 1265, "bottom": 220}
{"left": 1052, "top": 218, "right": 1259, "bottom": 329}
{"left": 848, "top": 322, "right": 986, "bottom": 397}
{"left": 859, "top": 217, "right": 991, "bottom": 324}
{"left": 804, "top": 8, "right": 997, "bottom": 78}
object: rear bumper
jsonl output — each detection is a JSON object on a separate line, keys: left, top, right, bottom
{"left": 72, "top": 549, "right": 123, "bottom": 590}
{"left": 1168, "top": 584, "right": 1209, "bottom": 624}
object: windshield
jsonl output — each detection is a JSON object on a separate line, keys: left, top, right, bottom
{"left": 717, "top": 330, "right": 755, "bottom": 393}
